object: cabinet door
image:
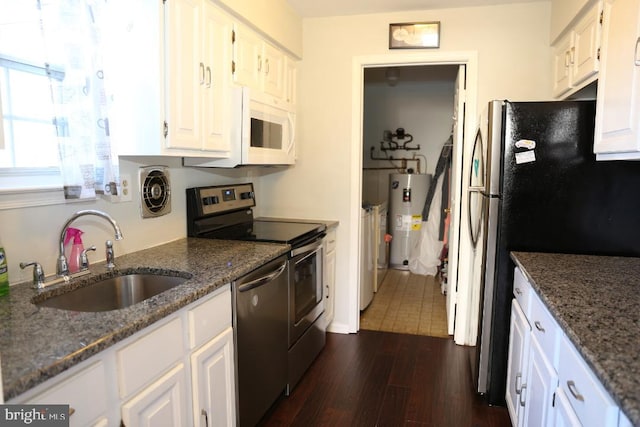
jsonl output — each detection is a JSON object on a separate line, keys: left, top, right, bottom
{"left": 284, "top": 56, "right": 297, "bottom": 109}
{"left": 201, "top": 3, "right": 233, "bottom": 153}
{"left": 233, "top": 24, "right": 262, "bottom": 91}
{"left": 505, "top": 300, "right": 531, "bottom": 427}
{"left": 165, "top": 0, "right": 202, "bottom": 150}
{"left": 191, "top": 327, "right": 235, "bottom": 427}
{"left": 121, "top": 363, "right": 189, "bottom": 427}
{"left": 553, "top": 388, "right": 582, "bottom": 427}
{"left": 572, "top": 3, "right": 602, "bottom": 86}
{"left": 262, "top": 42, "right": 285, "bottom": 101}
{"left": 522, "top": 337, "right": 558, "bottom": 427}
{"left": 553, "top": 33, "right": 574, "bottom": 97}
{"left": 594, "top": 0, "right": 640, "bottom": 158}
{"left": 323, "top": 232, "right": 337, "bottom": 327}
{"left": 27, "top": 361, "right": 109, "bottom": 427}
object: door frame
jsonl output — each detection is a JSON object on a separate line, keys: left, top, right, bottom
{"left": 350, "top": 51, "right": 478, "bottom": 345}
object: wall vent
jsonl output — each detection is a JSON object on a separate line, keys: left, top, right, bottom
{"left": 139, "top": 166, "right": 171, "bottom": 218}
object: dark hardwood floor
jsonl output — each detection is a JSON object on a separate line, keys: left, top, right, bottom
{"left": 260, "top": 330, "right": 511, "bottom": 427}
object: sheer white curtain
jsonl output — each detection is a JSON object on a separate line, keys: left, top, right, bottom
{"left": 40, "top": 0, "right": 119, "bottom": 200}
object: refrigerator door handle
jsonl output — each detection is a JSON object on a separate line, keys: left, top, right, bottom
{"left": 467, "top": 187, "right": 486, "bottom": 248}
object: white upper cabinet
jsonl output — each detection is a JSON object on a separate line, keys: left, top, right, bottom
{"left": 107, "top": 0, "right": 233, "bottom": 157}
{"left": 593, "top": 0, "right": 640, "bottom": 159}
{"left": 552, "top": 1, "right": 603, "bottom": 98}
{"left": 233, "top": 22, "right": 294, "bottom": 110}
{"left": 165, "top": 0, "right": 233, "bottom": 155}
{"left": 284, "top": 56, "right": 298, "bottom": 109}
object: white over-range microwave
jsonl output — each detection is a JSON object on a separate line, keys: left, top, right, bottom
{"left": 184, "top": 87, "right": 295, "bottom": 167}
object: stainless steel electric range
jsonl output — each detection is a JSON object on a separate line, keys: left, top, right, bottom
{"left": 186, "top": 183, "right": 327, "bottom": 425}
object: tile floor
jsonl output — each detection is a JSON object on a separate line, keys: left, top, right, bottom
{"left": 359, "top": 268, "right": 449, "bottom": 337}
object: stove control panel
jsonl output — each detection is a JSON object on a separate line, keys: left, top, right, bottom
{"left": 190, "top": 183, "right": 255, "bottom": 216}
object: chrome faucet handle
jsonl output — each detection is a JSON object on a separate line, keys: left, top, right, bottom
{"left": 20, "top": 261, "right": 45, "bottom": 289}
{"left": 105, "top": 240, "right": 115, "bottom": 269}
{"left": 80, "top": 245, "right": 97, "bottom": 270}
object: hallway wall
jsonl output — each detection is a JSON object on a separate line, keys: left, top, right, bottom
{"left": 362, "top": 68, "right": 456, "bottom": 205}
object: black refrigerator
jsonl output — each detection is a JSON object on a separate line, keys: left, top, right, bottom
{"left": 468, "top": 100, "right": 640, "bottom": 406}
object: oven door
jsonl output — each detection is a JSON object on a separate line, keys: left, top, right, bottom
{"left": 288, "top": 236, "right": 324, "bottom": 347}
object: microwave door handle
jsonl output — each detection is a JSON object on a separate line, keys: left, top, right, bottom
{"left": 287, "top": 113, "right": 295, "bottom": 155}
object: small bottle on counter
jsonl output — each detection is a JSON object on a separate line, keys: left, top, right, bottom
{"left": 0, "top": 235, "right": 8, "bottom": 296}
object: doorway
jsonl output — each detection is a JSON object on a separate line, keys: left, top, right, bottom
{"left": 350, "top": 52, "right": 478, "bottom": 346}
{"left": 359, "top": 64, "right": 458, "bottom": 338}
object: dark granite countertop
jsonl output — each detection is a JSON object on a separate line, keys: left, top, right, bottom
{"left": 511, "top": 252, "right": 640, "bottom": 426}
{"left": 0, "top": 237, "right": 289, "bottom": 401}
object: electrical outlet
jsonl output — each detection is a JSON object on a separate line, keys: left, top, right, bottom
{"left": 107, "top": 174, "right": 132, "bottom": 203}
{"left": 118, "top": 173, "right": 132, "bottom": 202}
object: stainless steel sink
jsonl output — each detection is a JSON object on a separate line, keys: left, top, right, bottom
{"left": 35, "top": 273, "right": 190, "bottom": 312}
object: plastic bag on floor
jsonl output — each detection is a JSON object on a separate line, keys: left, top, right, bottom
{"left": 409, "top": 174, "right": 444, "bottom": 276}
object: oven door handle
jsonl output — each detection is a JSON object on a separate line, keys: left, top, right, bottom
{"left": 291, "top": 236, "right": 324, "bottom": 257}
{"left": 237, "top": 260, "right": 287, "bottom": 293}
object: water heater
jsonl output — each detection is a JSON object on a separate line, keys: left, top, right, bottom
{"left": 389, "top": 173, "right": 432, "bottom": 270}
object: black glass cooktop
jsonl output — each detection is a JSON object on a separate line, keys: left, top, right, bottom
{"left": 202, "top": 220, "right": 325, "bottom": 246}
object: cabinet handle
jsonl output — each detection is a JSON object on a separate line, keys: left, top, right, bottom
{"left": 199, "top": 62, "right": 205, "bottom": 85}
{"left": 265, "top": 58, "right": 270, "bottom": 75}
{"left": 201, "top": 409, "right": 209, "bottom": 427}
{"left": 258, "top": 54, "right": 262, "bottom": 72}
{"left": 206, "top": 66, "right": 212, "bottom": 88}
{"left": 570, "top": 46, "right": 575, "bottom": 64}
{"left": 635, "top": 37, "right": 640, "bottom": 66}
{"left": 534, "top": 321, "right": 545, "bottom": 333}
{"left": 567, "top": 380, "right": 585, "bottom": 402}
{"left": 565, "top": 50, "right": 571, "bottom": 67}
{"left": 515, "top": 373, "right": 522, "bottom": 394}
{"left": 519, "top": 383, "right": 527, "bottom": 407}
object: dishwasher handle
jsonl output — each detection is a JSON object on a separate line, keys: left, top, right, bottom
{"left": 237, "top": 260, "right": 287, "bottom": 293}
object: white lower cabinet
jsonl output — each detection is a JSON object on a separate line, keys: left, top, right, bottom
{"left": 191, "top": 327, "right": 235, "bottom": 427}
{"left": 507, "top": 267, "right": 629, "bottom": 427}
{"left": 9, "top": 285, "right": 234, "bottom": 427}
{"left": 523, "top": 337, "right": 558, "bottom": 427}
{"left": 558, "top": 331, "right": 619, "bottom": 426}
{"left": 121, "top": 363, "right": 189, "bottom": 427}
{"left": 554, "top": 388, "right": 582, "bottom": 427}
{"left": 323, "top": 228, "right": 337, "bottom": 328}
{"left": 505, "top": 300, "right": 531, "bottom": 426}
{"left": 22, "top": 361, "right": 109, "bottom": 427}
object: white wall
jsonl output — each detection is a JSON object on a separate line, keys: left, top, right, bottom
{"left": 216, "top": 0, "right": 303, "bottom": 57}
{"left": 362, "top": 76, "right": 456, "bottom": 204}
{"left": 257, "top": 2, "right": 552, "bottom": 333}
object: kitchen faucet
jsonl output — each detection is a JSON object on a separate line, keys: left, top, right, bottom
{"left": 56, "top": 209, "right": 124, "bottom": 277}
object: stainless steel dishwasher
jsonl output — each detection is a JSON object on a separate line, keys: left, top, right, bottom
{"left": 233, "top": 255, "right": 289, "bottom": 427}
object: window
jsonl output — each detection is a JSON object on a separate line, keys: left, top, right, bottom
{"left": 0, "top": 58, "right": 61, "bottom": 168}
{"left": 1, "top": 1, "right": 122, "bottom": 206}
{"left": 0, "top": 0, "right": 63, "bottom": 199}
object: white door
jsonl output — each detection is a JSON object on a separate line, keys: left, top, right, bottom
{"left": 447, "top": 64, "right": 466, "bottom": 335}
{"left": 121, "top": 364, "right": 189, "bottom": 427}
{"left": 165, "top": 0, "right": 202, "bottom": 150}
{"left": 191, "top": 328, "right": 235, "bottom": 427}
